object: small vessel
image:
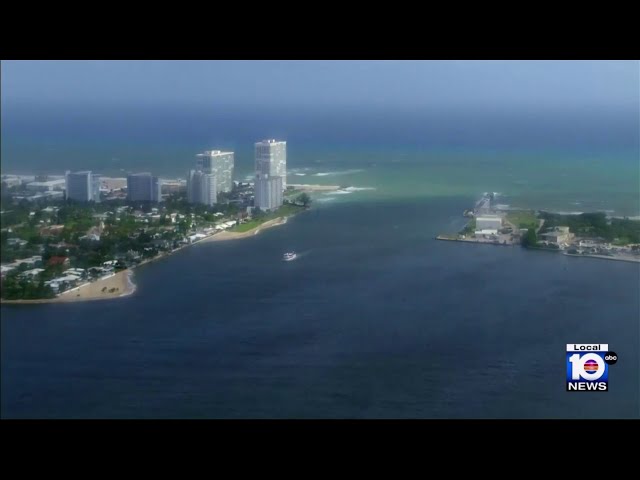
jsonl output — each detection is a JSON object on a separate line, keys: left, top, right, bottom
{"left": 283, "top": 252, "right": 297, "bottom": 262}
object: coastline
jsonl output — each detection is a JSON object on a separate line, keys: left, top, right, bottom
{"left": 200, "top": 217, "right": 287, "bottom": 243}
{"left": 1, "top": 211, "right": 297, "bottom": 306}
{"left": 1, "top": 269, "right": 136, "bottom": 305}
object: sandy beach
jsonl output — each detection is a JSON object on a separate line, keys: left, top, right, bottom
{"left": 1, "top": 211, "right": 297, "bottom": 305}
{"left": 1, "top": 270, "right": 136, "bottom": 305}
{"left": 56, "top": 269, "right": 136, "bottom": 302}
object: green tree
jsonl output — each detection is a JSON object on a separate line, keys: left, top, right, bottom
{"left": 296, "top": 192, "right": 312, "bottom": 207}
{"left": 521, "top": 228, "right": 538, "bottom": 248}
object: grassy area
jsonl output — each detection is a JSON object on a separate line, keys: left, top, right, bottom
{"left": 232, "top": 219, "right": 263, "bottom": 233}
{"left": 506, "top": 210, "right": 538, "bottom": 229}
{"left": 229, "top": 204, "right": 305, "bottom": 233}
{"left": 539, "top": 212, "right": 640, "bottom": 243}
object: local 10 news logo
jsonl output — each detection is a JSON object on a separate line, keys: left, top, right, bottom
{"left": 566, "top": 344, "right": 617, "bottom": 392}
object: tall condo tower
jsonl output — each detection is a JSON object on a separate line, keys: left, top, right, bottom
{"left": 127, "top": 172, "right": 161, "bottom": 202}
{"left": 187, "top": 170, "right": 217, "bottom": 206}
{"left": 196, "top": 150, "right": 234, "bottom": 193}
{"left": 255, "top": 139, "right": 286, "bottom": 190}
{"left": 254, "top": 173, "right": 283, "bottom": 212}
{"left": 65, "top": 171, "right": 101, "bottom": 202}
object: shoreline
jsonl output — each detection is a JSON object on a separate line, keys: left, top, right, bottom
{"left": 1, "top": 211, "right": 298, "bottom": 306}
{"left": 437, "top": 237, "right": 640, "bottom": 263}
{"left": 198, "top": 217, "right": 288, "bottom": 243}
{"left": 1, "top": 269, "right": 136, "bottom": 306}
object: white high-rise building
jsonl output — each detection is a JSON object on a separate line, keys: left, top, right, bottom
{"left": 195, "top": 150, "right": 234, "bottom": 193}
{"left": 200, "top": 173, "right": 217, "bottom": 206}
{"left": 255, "top": 139, "right": 286, "bottom": 190}
{"left": 65, "top": 171, "right": 101, "bottom": 202}
{"left": 127, "top": 173, "right": 161, "bottom": 202}
{"left": 254, "top": 173, "right": 283, "bottom": 212}
{"left": 187, "top": 170, "right": 217, "bottom": 206}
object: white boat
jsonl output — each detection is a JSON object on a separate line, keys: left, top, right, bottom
{"left": 283, "top": 252, "right": 297, "bottom": 261}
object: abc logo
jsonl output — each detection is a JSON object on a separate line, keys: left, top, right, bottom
{"left": 568, "top": 353, "right": 606, "bottom": 381}
{"left": 604, "top": 351, "right": 618, "bottom": 365}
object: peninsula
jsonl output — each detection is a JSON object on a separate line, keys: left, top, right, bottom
{"left": 0, "top": 181, "right": 336, "bottom": 304}
{"left": 437, "top": 193, "right": 640, "bottom": 263}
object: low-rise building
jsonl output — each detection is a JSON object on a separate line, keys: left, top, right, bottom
{"left": 19, "top": 268, "right": 45, "bottom": 279}
{"left": 64, "top": 268, "right": 86, "bottom": 278}
{"left": 26, "top": 179, "right": 66, "bottom": 192}
{"left": 101, "top": 177, "right": 128, "bottom": 191}
{"left": 474, "top": 229, "right": 499, "bottom": 236}
{"left": 4, "top": 256, "right": 44, "bottom": 272}
{"left": 476, "top": 215, "right": 503, "bottom": 231}
{"left": 541, "top": 226, "right": 574, "bottom": 245}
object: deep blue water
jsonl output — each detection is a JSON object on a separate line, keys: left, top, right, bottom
{"left": 2, "top": 198, "right": 639, "bottom": 418}
{"left": 2, "top": 105, "right": 638, "bottom": 176}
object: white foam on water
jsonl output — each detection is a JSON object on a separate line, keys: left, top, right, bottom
{"left": 330, "top": 190, "right": 353, "bottom": 195}
{"left": 343, "top": 186, "right": 376, "bottom": 192}
{"left": 313, "top": 169, "right": 364, "bottom": 177}
{"left": 321, "top": 186, "right": 375, "bottom": 195}
{"left": 316, "top": 197, "right": 336, "bottom": 203}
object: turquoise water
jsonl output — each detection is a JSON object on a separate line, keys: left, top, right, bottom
{"left": 284, "top": 148, "right": 640, "bottom": 216}
{"left": 2, "top": 105, "right": 638, "bottom": 215}
{"left": 2, "top": 142, "right": 638, "bottom": 216}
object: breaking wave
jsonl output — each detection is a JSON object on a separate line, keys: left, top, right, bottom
{"left": 313, "top": 169, "right": 364, "bottom": 177}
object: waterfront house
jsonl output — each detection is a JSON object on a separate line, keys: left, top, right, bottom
{"left": 11, "top": 256, "right": 44, "bottom": 269}
{"left": 63, "top": 268, "right": 86, "bottom": 278}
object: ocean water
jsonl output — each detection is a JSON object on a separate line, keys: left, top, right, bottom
{"left": 1, "top": 106, "right": 639, "bottom": 418}
{"left": 2, "top": 105, "right": 639, "bottom": 215}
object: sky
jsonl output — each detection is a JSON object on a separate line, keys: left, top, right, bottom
{"left": 1, "top": 60, "right": 638, "bottom": 112}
